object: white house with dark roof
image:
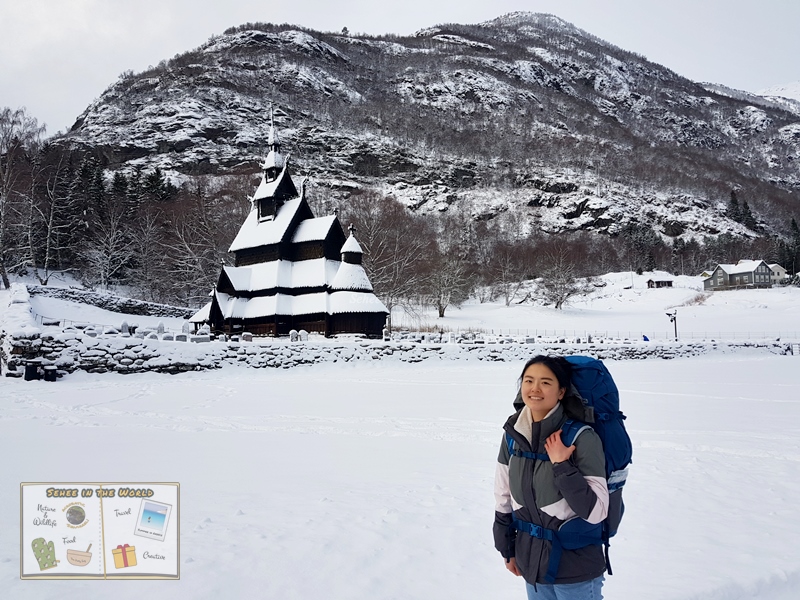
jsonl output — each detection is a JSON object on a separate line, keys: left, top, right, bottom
{"left": 191, "top": 118, "right": 388, "bottom": 337}
{"left": 703, "top": 259, "right": 774, "bottom": 291}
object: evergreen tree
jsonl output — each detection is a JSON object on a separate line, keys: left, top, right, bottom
{"left": 790, "top": 217, "right": 800, "bottom": 274}
{"left": 741, "top": 199, "right": 757, "bottom": 230}
{"left": 126, "top": 165, "right": 144, "bottom": 214}
{"left": 728, "top": 190, "right": 742, "bottom": 223}
{"left": 143, "top": 167, "right": 177, "bottom": 203}
{"left": 111, "top": 171, "right": 129, "bottom": 210}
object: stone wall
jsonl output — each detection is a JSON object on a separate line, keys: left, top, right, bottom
{"left": 1, "top": 327, "right": 792, "bottom": 378}
{"left": 27, "top": 285, "right": 194, "bottom": 319}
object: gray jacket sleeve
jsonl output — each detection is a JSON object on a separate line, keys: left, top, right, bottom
{"left": 551, "top": 430, "right": 607, "bottom": 521}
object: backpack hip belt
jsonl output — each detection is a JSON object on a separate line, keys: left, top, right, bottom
{"left": 511, "top": 512, "right": 604, "bottom": 584}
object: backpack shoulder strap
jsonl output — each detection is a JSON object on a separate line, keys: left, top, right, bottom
{"left": 560, "top": 419, "right": 593, "bottom": 447}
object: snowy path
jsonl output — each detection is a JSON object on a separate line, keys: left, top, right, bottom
{"left": 2, "top": 357, "right": 800, "bottom": 599}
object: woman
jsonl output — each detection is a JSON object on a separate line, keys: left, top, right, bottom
{"left": 493, "top": 355, "right": 609, "bottom": 599}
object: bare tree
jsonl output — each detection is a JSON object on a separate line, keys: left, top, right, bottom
{"left": 534, "top": 243, "right": 596, "bottom": 310}
{"left": 422, "top": 211, "right": 476, "bottom": 317}
{"left": 128, "top": 209, "right": 171, "bottom": 302}
{"left": 338, "top": 190, "right": 436, "bottom": 313}
{"left": 0, "top": 107, "right": 45, "bottom": 288}
{"left": 489, "top": 240, "right": 530, "bottom": 306}
{"left": 24, "top": 146, "right": 76, "bottom": 284}
{"left": 162, "top": 178, "right": 237, "bottom": 305}
{"left": 79, "top": 198, "right": 135, "bottom": 289}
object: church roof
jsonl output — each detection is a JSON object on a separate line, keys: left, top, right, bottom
{"left": 341, "top": 233, "right": 363, "bottom": 254}
{"left": 261, "top": 149, "right": 284, "bottom": 171}
{"left": 189, "top": 301, "right": 211, "bottom": 323}
{"left": 329, "top": 291, "right": 388, "bottom": 314}
{"left": 222, "top": 258, "right": 339, "bottom": 291}
{"left": 229, "top": 196, "right": 303, "bottom": 252}
{"left": 252, "top": 162, "right": 296, "bottom": 202}
{"left": 212, "top": 289, "right": 387, "bottom": 319}
{"left": 291, "top": 215, "right": 337, "bottom": 243}
{"left": 329, "top": 261, "right": 373, "bottom": 291}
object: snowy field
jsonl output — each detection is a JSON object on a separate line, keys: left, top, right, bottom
{"left": 3, "top": 277, "right": 800, "bottom": 599}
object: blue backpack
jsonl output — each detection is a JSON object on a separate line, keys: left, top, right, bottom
{"left": 507, "top": 355, "right": 632, "bottom": 580}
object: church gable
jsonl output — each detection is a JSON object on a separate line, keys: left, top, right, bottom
{"left": 254, "top": 166, "right": 299, "bottom": 221}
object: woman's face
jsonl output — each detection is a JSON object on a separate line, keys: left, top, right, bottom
{"left": 521, "top": 362, "right": 566, "bottom": 421}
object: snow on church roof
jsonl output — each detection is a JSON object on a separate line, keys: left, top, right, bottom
{"left": 252, "top": 162, "right": 292, "bottom": 202}
{"left": 214, "top": 290, "right": 387, "bottom": 318}
{"left": 341, "top": 234, "right": 363, "bottom": 254}
{"left": 223, "top": 258, "right": 339, "bottom": 291}
{"left": 291, "top": 215, "right": 337, "bottom": 243}
{"left": 213, "top": 289, "right": 386, "bottom": 319}
{"left": 261, "top": 149, "right": 284, "bottom": 171}
{"left": 190, "top": 301, "right": 211, "bottom": 323}
{"left": 229, "top": 197, "right": 303, "bottom": 252}
{"left": 329, "top": 291, "right": 388, "bottom": 315}
{"left": 329, "top": 261, "right": 372, "bottom": 292}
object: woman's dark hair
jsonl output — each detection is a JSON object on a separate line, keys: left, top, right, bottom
{"left": 518, "top": 355, "right": 573, "bottom": 390}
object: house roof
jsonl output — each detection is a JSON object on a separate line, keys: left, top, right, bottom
{"left": 720, "top": 260, "right": 767, "bottom": 275}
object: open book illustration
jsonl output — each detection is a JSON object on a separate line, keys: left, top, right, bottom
{"left": 21, "top": 482, "right": 179, "bottom": 580}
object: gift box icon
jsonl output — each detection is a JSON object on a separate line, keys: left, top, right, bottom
{"left": 112, "top": 543, "right": 137, "bottom": 568}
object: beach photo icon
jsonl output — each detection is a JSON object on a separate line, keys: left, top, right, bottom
{"left": 134, "top": 499, "right": 172, "bottom": 542}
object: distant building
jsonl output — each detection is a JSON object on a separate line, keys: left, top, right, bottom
{"left": 646, "top": 278, "right": 673, "bottom": 289}
{"left": 703, "top": 259, "right": 773, "bottom": 291}
{"left": 768, "top": 263, "right": 788, "bottom": 284}
{"left": 190, "top": 117, "right": 388, "bottom": 337}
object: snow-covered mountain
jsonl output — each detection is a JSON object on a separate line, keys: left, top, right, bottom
{"left": 760, "top": 81, "right": 800, "bottom": 103}
{"left": 58, "top": 12, "right": 800, "bottom": 239}
{"left": 757, "top": 81, "right": 800, "bottom": 116}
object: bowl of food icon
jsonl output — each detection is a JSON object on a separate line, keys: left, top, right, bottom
{"left": 66, "top": 544, "right": 92, "bottom": 566}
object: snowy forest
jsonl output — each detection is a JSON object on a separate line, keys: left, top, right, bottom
{"left": 2, "top": 106, "right": 800, "bottom": 314}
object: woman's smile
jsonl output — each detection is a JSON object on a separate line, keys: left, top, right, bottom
{"left": 520, "top": 363, "right": 566, "bottom": 421}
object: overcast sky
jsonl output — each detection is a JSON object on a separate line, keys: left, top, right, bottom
{"left": 2, "top": 0, "right": 799, "bottom": 136}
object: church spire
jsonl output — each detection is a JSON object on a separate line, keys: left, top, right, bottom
{"left": 261, "top": 105, "right": 284, "bottom": 181}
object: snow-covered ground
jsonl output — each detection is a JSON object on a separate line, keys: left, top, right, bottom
{"left": 393, "top": 272, "right": 800, "bottom": 342}
{"left": 3, "top": 277, "right": 800, "bottom": 599}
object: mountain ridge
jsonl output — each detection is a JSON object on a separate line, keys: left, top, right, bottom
{"left": 57, "top": 12, "right": 800, "bottom": 241}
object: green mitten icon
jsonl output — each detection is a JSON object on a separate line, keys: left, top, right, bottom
{"left": 31, "top": 538, "right": 59, "bottom": 571}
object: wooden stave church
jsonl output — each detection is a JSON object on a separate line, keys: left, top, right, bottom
{"left": 191, "top": 121, "right": 388, "bottom": 338}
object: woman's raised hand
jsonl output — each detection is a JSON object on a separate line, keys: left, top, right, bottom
{"left": 544, "top": 431, "right": 575, "bottom": 464}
